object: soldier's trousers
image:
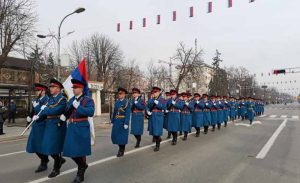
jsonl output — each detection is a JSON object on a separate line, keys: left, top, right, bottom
{"left": 36, "top": 153, "right": 49, "bottom": 164}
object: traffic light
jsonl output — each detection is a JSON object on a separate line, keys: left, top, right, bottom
{"left": 273, "top": 69, "right": 286, "bottom": 75}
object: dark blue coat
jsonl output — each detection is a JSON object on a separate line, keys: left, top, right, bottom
{"left": 246, "top": 101, "right": 255, "bottom": 121}
{"left": 26, "top": 95, "right": 49, "bottom": 153}
{"left": 130, "top": 98, "right": 146, "bottom": 135}
{"left": 211, "top": 101, "right": 218, "bottom": 125}
{"left": 40, "top": 93, "right": 67, "bottom": 155}
{"left": 229, "top": 101, "right": 236, "bottom": 118}
{"left": 147, "top": 96, "right": 166, "bottom": 136}
{"left": 203, "top": 100, "right": 212, "bottom": 126}
{"left": 192, "top": 100, "right": 204, "bottom": 128}
{"left": 111, "top": 98, "right": 131, "bottom": 145}
{"left": 63, "top": 95, "right": 95, "bottom": 158}
{"left": 166, "top": 98, "right": 183, "bottom": 132}
{"left": 240, "top": 102, "right": 247, "bottom": 117}
{"left": 180, "top": 101, "right": 194, "bottom": 132}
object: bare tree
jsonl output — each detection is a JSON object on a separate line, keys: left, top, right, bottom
{"left": 173, "top": 42, "right": 204, "bottom": 90}
{"left": 0, "top": 0, "right": 37, "bottom": 66}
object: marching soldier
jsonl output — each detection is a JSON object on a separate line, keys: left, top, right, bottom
{"left": 146, "top": 86, "right": 166, "bottom": 151}
{"left": 163, "top": 92, "right": 171, "bottom": 139}
{"left": 60, "top": 79, "right": 95, "bottom": 183}
{"left": 192, "top": 93, "right": 204, "bottom": 137}
{"left": 166, "top": 90, "right": 183, "bottom": 145}
{"left": 216, "top": 96, "right": 224, "bottom": 130}
{"left": 239, "top": 98, "right": 247, "bottom": 120}
{"left": 210, "top": 96, "right": 218, "bottom": 131}
{"left": 111, "top": 87, "right": 131, "bottom": 157}
{"left": 223, "top": 96, "right": 230, "bottom": 127}
{"left": 26, "top": 83, "right": 49, "bottom": 173}
{"left": 246, "top": 97, "right": 255, "bottom": 125}
{"left": 180, "top": 92, "right": 194, "bottom": 141}
{"left": 130, "top": 88, "right": 146, "bottom": 148}
{"left": 202, "top": 94, "right": 211, "bottom": 134}
{"left": 36, "top": 78, "right": 67, "bottom": 178}
{"left": 229, "top": 97, "right": 236, "bottom": 122}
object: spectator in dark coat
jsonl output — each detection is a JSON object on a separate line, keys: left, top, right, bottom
{"left": 8, "top": 100, "right": 16, "bottom": 124}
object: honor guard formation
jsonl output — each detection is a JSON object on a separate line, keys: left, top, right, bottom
{"left": 26, "top": 83, "right": 264, "bottom": 183}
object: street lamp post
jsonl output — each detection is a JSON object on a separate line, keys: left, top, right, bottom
{"left": 37, "top": 7, "right": 85, "bottom": 80}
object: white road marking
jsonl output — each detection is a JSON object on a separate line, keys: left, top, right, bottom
{"left": 0, "top": 150, "right": 26, "bottom": 158}
{"left": 259, "top": 115, "right": 266, "bottom": 117}
{"left": 280, "top": 115, "right": 287, "bottom": 118}
{"left": 269, "top": 115, "right": 277, "bottom": 118}
{"left": 292, "top": 116, "right": 299, "bottom": 119}
{"left": 234, "top": 123, "right": 251, "bottom": 127}
{"left": 256, "top": 119, "right": 288, "bottom": 159}
{"left": 252, "top": 121, "right": 262, "bottom": 125}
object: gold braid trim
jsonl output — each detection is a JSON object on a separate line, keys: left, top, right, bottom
{"left": 49, "top": 98, "right": 64, "bottom": 108}
{"left": 118, "top": 99, "right": 129, "bottom": 113}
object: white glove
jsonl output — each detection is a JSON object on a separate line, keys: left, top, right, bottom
{"left": 219, "top": 101, "right": 221, "bottom": 104}
{"left": 196, "top": 101, "right": 199, "bottom": 104}
{"left": 154, "top": 100, "right": 159, "bottom": 104}
{"left": 32, "top": 115, "right": 39, "bottom": 121}
{"left": 41, "top": 105, "right": 47, "bottom": 110}
{"left": 26, "top": 116, "right": 32, "bottom": 122}
{"left": 185, "top": 102, "right": 189, "bottom": 106}
{"left": 172, "top": 100, "right": 176, "bottom": 105}
{"left": 225, "top": 101, "right": 228, "bottom": 103}
{"left": 147, "top": 111, "right": 152, "bottom": 116}
{"left": 134, "top": 101, "right": 138, "bottom": 104}
{"left": 213, "top": 103, "right": 216, "bottom": 106}
{"left": 60, "top": 114, "right": 66, "bottom": 121}
{"left": 73, "top": 100, "right": 80, "bottom": 109}
{"left": 32, "top": 101, "right": 39, "bottom": 108}
{"left": 205, "top": 103, "right": 208, "bottom": 105}
{"left": 124, "top": 125, "right": 129, "bottom": 129}
{"left": 165, "top": 110, "right": 169, "bottom": 113}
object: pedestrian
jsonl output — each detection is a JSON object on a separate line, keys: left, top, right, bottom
{"left": 180, "top": 92, "right": 194, "bottom": 141}
{"left": 192, "top": 93, "right": 204, "bottom": 137}
{"left": 166, "top": 89, "right": 183, "bottom": 145}
{"left": 60, "top": 79, "right": 95, "bottom": 183}
{"left": 26, "top": 83, "right": 50, "bottom": 173}
{"left": 0, "top": 100, "right": 7, "bottom": 135}
{"left": 8, "top": 99, "right": 16, "bottom": 124}
{"left": 146, "top": 86, "right": 166, "bottom": 151}
{"left": 111, "top": 87, "right": 131, "bottom": 157}
{"left": 130, "top": 87, "right": 146, "bottom": 148}
{"left": 36, "top": 78, "right": 67, "bottom": 178}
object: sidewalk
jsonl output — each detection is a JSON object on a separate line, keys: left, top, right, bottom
{"left": 0, "top": 113, "right": 112, "bottom": 142}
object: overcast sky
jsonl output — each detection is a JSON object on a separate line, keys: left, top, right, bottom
{"left": 36, "top": 0, "right": 300, "bottom": 96}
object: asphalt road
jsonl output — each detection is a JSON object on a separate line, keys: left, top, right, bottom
{"left": 0, "top": 103, "right": 299, "bottom": 183}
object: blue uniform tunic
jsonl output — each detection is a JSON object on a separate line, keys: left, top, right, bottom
{"left": 223, "top": 100, "right": 230, "bottom": 122}
{"left": 246, "top": 101, "right": 255, "bottom": 122}
{"left": 203, "top": 100, "right": 212, "bottom": 126}
{"left": 130, "top": 98, "right": 146, "bottom": 135}
{"left": 63, "top": 95, "right": 95, "bottom": 158}
{"left": 111, "top": 98, "right": 131, "bottom": 145}
{"left": 181, "top": 101, "right": 194, "bottom": 132}
{"left": 40, "top": 93, "right": 67, "bottom": 155}
{"left": 229, "top": 101, "right": 235, "bottom": 119}
{"left": 146, "top": 96, "right": 166, "bottom": 136}
{"left": 217, "top": 101, "right": 224, "bottom": 124}
{"left": 26, "top": 95, "right": 49, "bottom": 153}
{"left": 211, "top": 101, "right": 218, "bottom": 126}
{"left": 192, "top": 100, "right": 204, "bottom": 128}
{"left": 166, "top": 98, "right": 184, "bottom": 132}
{"left": 240, "top": 102, "right": 247, "bottom": 118}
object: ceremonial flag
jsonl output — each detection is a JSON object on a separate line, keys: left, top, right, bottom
{"left": 250, "top": 0, "right": 255, "bottom": 2}
{"left": 157, "top": 15, "right": 161, "bottom": 24}
{"left": 129, "top": 21, "right": 133, "bottom": 30}
{"left": 190, "top": 6, "right": 194, "bottom": 17}
{"left": 208, "top": 2, "right": 213, "bottom": 13}
{"left": 173, "top": 11, "right": 176, "bottom": 21}
{"left": 143, "top": 18, "right": 146, "bottom": 27}
{"left": 228, "top": 0, "right": 233, "bottom": 8}
{"left": 117, "top": 23, "right": 120, "bottom": 32}
{"left": 63, "top": 58, "right": 95, "bottom": 145}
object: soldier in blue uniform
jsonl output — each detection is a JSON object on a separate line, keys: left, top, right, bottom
{"left": 229, "top": 97, "right": 236, "bottom": 122}
{"left": 202, "top": 94, "right": 211, "bottom": 134}
{"left": 163, "top": 92, "right": 171, "bottom": 139}
{"left": 223, "top": 96, "right": 230, "bottom": 127}
{"left": 26, "top": 83, "right": 50, "bottom": 173}
{"left": 130, "top": 88, "right": 146, "bottom": 148}
{"left": 180, "top": 92, "right": 194, "bottom": 141}
{"left": 60, "top": 79, "right": 95, "bottom": 183}
{"left": 146, "top": 86, "right": 166, "bottom": 151}
{"left": 166, "top": 90, "right": 183, "bottom": 145}
{"left": 210, "top": 96, "right": 218, "bottom": 131}
{"left": 239, "top": 98, "right": 247, "bottom": 120}
{"left": 216, "top": 96, "right": 224, "bottom": 130}
{"left": 35, "top": 78, "right": 67, "bottom": 178}
{"left": 246, "top": 97, "right": 255, "bottom": 125}
{"left": 192, "top": 93, "right": 204, "bottom": 137}
{"left": 111, "top": 87, "right": 131, "bottom": 157}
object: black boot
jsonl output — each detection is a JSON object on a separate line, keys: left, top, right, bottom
{"left": 171, "top": 132, "right": 177, "bottom": 145}
{"left": 224, "top": 122, "right": 227, "bottom": 127}
{"left": 182, "top": 132, "right": 188, "bottom": 141}
{"left": 134, "top": 135, "right": 141, "bottom": 148}
{"left": 211, "top": 125, "right": 215, "bottom": 132}
{"left": 35, "top": 160, "right": 49, "bottom": 173}
{"left": 154, "top": 137, "right": 161, "bottom": 152}
{"left": 195, "top": 128, "right": 200, "bottom": 137}
{"left": 48, "top": 156, "right": 66, "bottom": 178}
{"left": 204, "top": 126, "right": 208, "bottom": 134}
{"left": 217, "top": 124, "right": 221, "bottom": 130}
{"left": 167, "top": 132, "right": 171, "bottom": 139}
{"left": 117, "top": 145, "right": 125, "bottom": 157}
{"left": 72, "top": 164, "right": 88, "bottom": 183}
